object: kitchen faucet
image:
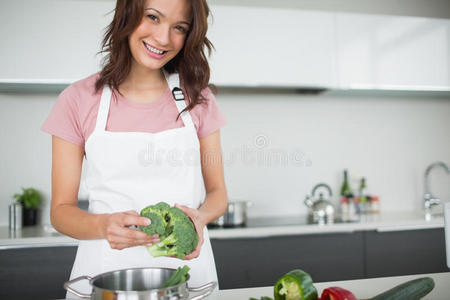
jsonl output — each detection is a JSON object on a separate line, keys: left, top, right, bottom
{"left": 424, "top": 161, "right": 450, "bottom": 210}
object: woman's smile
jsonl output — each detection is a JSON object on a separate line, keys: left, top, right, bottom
{"left": 142, "top": 41, "right": 168, "bottom": 59}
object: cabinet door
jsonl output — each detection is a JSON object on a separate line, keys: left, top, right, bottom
{"left": 0, "top": 246, "right": 77, "bottom": 300}
{"left": 0, "top": 0, "right": 112, "bottom": 81}
{"left": 365, "top": 228, "right": 448, "bottom": 278}
{"left": 208, "top": 6, "right": 338, "bottom": 88}
{"left": 211, "top": 232, "right": 364, "bottom": 289}
{"left": 336, "top": 13, "right": 450, "bottom": 90}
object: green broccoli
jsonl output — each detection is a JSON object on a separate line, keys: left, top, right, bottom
{"left": 139, "top": 202, "right": 170, "bottom": 236}
{"left": 140, "top": 202, "right": 198, "bottom": 259}
{"left": 162, "top": 265, "right": 190, "bottom": 288}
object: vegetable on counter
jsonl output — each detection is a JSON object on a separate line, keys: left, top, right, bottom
{"left": 319, "top": 287, "right": 357, "bottom": 300}
{"left": 367, "top": 277, "right": 435, "bottom": 300}
{"left": 139, "top": 202, "right": 198, "bottom": 259}
{"left": 162, "top": 265, "right": 190, "bottom": 288}
{"left": 250, "top": 269, "right": 435, "bottom": 300}
{"left": 274, "top": 269, "right": 318, "bottom": 300}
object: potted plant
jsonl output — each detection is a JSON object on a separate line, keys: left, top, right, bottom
{"left": 13, "top": 187, "right": 42, "bottom": 226}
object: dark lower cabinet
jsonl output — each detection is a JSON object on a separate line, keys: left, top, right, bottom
{"left": 0, "top": 245, "right": 77, "bottom": 300}
{"left": 0, "top": 228, "right": 447, "bottom": 298}
{"left": 211, "top": 232, "right": 365, "bottom": 289}
{"left": 211, "top": 228, "right": 448, "bottom": 289}
{"left": 365, "top": 228, "right": 448, "bottom": 278}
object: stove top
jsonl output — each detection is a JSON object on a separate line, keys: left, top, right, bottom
{"left": 207, "top": 215, "right": 356, "bottom": 229}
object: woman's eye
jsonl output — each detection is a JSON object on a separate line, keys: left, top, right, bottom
{"left": 176, "top": 26, "right": 188, "bottom": 34}
{"left": 147, "top": 14, "right": 158, "bottom": 22}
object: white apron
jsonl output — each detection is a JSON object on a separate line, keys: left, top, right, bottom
{"left": 67, "top": 71, "right": 218, "bottom": 298}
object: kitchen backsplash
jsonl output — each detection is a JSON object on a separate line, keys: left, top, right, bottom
{"left": 0, "top": 91, "right": 449, "bottom": 225}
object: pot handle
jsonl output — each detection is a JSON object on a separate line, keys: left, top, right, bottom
{"left": 64, "top": 275, "right": 93, "bottom": 299}
{"left": 188, "top": 281, "right": 217, "bottom": 300}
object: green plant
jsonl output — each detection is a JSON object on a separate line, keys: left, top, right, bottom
{"left": 13, "top": 187, "right": 42, "bottom": 210}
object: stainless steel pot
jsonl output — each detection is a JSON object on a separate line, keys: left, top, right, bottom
{"left": 64, "top": 267, "right": 217, "bottom": 300}
{"left": 211, "top": 201, "right": 252, "bottom": 227}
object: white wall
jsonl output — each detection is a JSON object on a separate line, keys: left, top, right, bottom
{"left": 1, "top": 91, "right": 449, "bottom": 225}
{"left": 0, "top": 0, "right": 449, "bottom": 225}
{"left": 217, "top": 91, "right": 450, "bottom": 217}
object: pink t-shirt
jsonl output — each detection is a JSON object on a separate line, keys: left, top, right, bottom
{"left": 41, "top": 73, "right": 227, "bottom": 147}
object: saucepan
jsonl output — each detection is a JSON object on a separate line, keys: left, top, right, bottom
{"left": 64, "top": 267, "right": 217, "bottom": 300}
{"left": 210, "top": 200, "right": 253, "bottom": 227}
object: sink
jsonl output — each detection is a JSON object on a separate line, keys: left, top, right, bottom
{"left": 425, "top": 211, "right": 444, "bottom": 221}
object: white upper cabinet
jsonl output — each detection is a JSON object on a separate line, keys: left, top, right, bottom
{"left": 0, "top": 0, "right": 113, "bottom": 82}
{"left": 207, "top": 5, "right": 338, "bottom": 88}
{"left": 335, "top": 13, "right": 450, "bottom": 90}
{"left": 1, "top": 1, "right": 449, "bottom": 92}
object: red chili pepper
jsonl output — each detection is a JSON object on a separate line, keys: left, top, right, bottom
{"left": 320, "top": 286, "right": 357, "bottom": 300}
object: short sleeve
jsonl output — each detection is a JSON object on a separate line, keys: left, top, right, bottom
{"left": 195, "top": 88, "right": 227, "bottom": 139}
{"left": 41, "top": 85, "right": 84, "bottom": 147}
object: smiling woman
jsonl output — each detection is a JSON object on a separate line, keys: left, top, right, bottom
{"left": 41, "top": 0, "right": 228, "bottom": 297}
{"left": 95, "top": 0, "right": 214, "bottom": 114}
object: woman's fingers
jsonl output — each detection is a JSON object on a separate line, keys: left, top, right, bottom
{"left": 102, "top": 211, "right": 159, "bottom": 250}
{"left": 123, "top": 210, "right": 139, "bottom": 216}
{"left": 122, "top": 211, "right": 151, "bottom": 227}
{"left": 175, "top": 204, "right": 199, "bottom": 219}
{"left": 115, "top": 223, "right": 155, "bottom": 240}
{"left": 108, "top": 233, "right": 160, "bottom": 249}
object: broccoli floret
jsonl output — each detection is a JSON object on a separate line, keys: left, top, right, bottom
{"left": 153, "top": 202, "right": 171, "bottom": 212}
{"left": 139, "top": 202, "right": 170, "bottom": 236}
{"left": 140, "top": 203, "right": 198, "bottom": 259}
{"left": 162, "top": 265, "right": 190, "bottom": 288}
{"left": 148, "top": 221, "right": 198, "bottom": 259}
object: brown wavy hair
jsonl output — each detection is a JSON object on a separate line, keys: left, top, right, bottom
{"left": 95, "top": 0, "right": 214, "bottom": 118}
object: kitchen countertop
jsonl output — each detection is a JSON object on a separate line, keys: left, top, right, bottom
{"left": 0, "top": 224, "right": 78, "bottom": 248}
{"left": 0, "top": 211, "right": 444, "bottom": 248}
{"left": 209, "top": 272, "right": 450, "bottom": 300}
{"left": 209, "top": 211, "right": 444, "bottom": 239}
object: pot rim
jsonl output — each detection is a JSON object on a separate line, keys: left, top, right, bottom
{"left": 89, "top": 267, "right": 189, "bottom": 292}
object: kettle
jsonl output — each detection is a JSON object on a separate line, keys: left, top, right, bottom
{"left": 304, "top": 183, "right": 335, "bottom": 224}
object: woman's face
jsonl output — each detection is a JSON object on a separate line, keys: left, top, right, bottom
{"left": 128, "top": 0, "right": 192, "bottom": 72}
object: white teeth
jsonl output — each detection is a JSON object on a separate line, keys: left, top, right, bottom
{"left": 144, "top": 42, "right": 164, "bottom": 55}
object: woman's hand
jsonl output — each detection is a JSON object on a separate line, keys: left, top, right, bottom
{"left": 175, "top": 204, "right": 205, "bottom": 260}
{"left": 101, "top": 210, "right": 160, "bottom": 250}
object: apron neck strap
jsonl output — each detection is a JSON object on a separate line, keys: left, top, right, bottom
{"left": 95, "top": 72, "right": 195, "bottom": 132}
{"left": 163, "top": 69, "right": 194, "bottom": 127}
{"left": 95, "top": 85, "right": 113, "bottom": 132}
